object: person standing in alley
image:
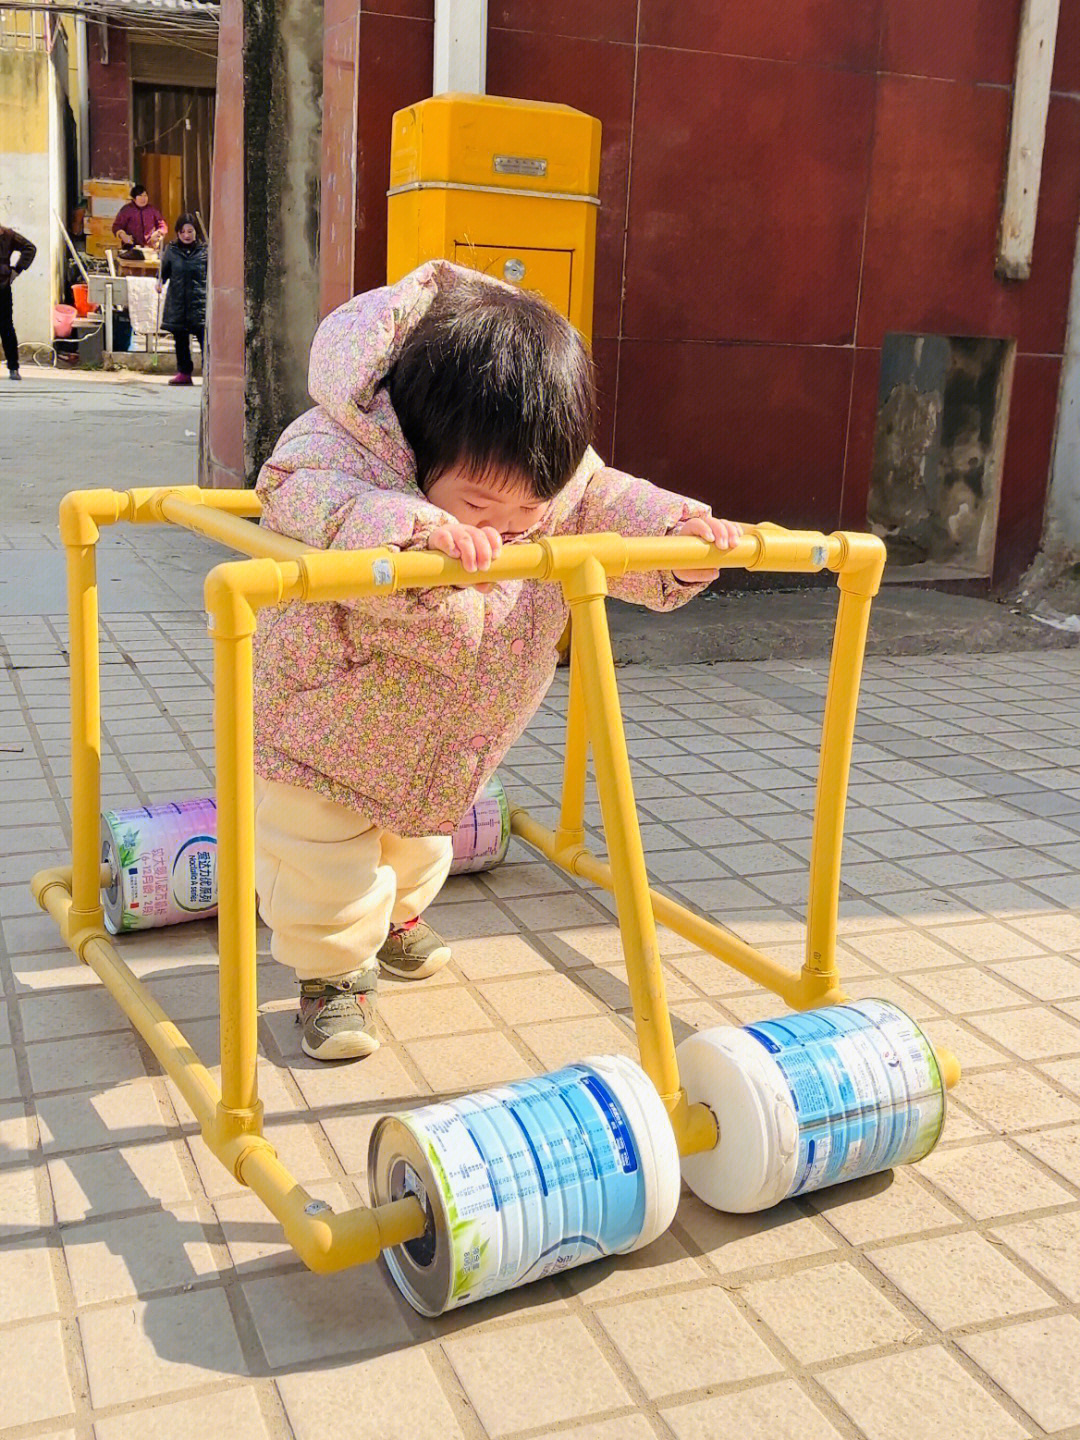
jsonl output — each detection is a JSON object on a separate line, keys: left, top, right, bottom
{"left": 112, "top": 185, "right": 168, "bottom": 255}
{"left": 158, "top": 214, "right": 207, "bottom": 387}
{"left": 0, "top": 223, "right": 37, "bottom": 381}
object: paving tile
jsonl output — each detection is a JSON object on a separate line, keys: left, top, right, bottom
{"left": 406, "top": 1031, "right": 536, "bottom": 1093}
{"left": 960, "top": 1314, "right": 1080, "bottom": 1433}
{"left": 431, "top": 902, "right": 524, "bottom": 941}
{"left": 92, "top": 1385, "right": 273, "bottom": 1440}
{"left": 517, "top": 1014, "right": 638, "bottom": 1070}
{"left": 62, "top": 1204, "right": 219, "bottom": 1304}
{"left": 547, "top": 1419, "right": 657, "bottom": 1440}
{"left": 478, "top": 971, "right": 602, "bottom": 1028}
{"left": 955, "top": 1066, "right": 1080, "bottom": 1132}
{"left": 967, "top": 1005, "right": 1080, "bottom": 1060}
{"left": 79, "top": 1288, "right": 248, "bottom": 1408}
{"left": 25, "top": 1029, "right": 148, "bottom": 1093}
{"left": 243, "top": 1264, "right": 415, "bottom": 1367}
{"left": 919, "top": 1139, "right": 1074, "bottom": 1218}
{"left": 845, "top": 929, "right": 964, "bottom": 972}
{"left": 1015, "top": 1122, "right": 1080, "bottom": 1187}
{"left": 821, "top": 1345, "right": 1027, "bottom": 1440}
{"left": 991, "top": 1209, "right": 1080, "bottom": 1303}
{"left": 0, "top": 1043, "right": 19, "bottom": 1100}
{"left": 287, "top": 1043, "right": 422, "bottom": 1113}
{"left": 450, "top": 932, "right": 552, "bottom": 980}
{"left": 378, "top": 986, "right": 493, "bottom": 1042}
{"left": 989, "top": 953, "right": 1080, "bottom": 1002}
{"left": 662, "top": 1380, "right": 845, "bottom": 1440}
{"left": 904, "top": 966, "right": 1029, "bottom": 1014}
{"left": 47, "top": 1139, "right": 194, "bottom": 1223}
{"left": 17, "top": 985, "right": 133, "bottom": 1042}
{"left": 568, "top": 1229, "right": 705, "bottom": 1302}
{"left": 0, "top": 1099, "right": 35, "bottom": 1165}
{"left": 595, "top": 1284, "right": 780, "bottom": 1399}
{"left": 443, "top": 1315, "right": 631, "bottom": 1435}
{"left": 0, "top": 1235, "right": 60, "bottom": 1321}
{"left": 809, "top": 1167, "right": 958, "bottom": 1244}
{"left": 499, "top": 892, "right": 609, "bottom": 932}
{"left": 925, "top": 1017, "right": 1011, "bottom": 1072}
{"left": 677, "top": 1195, "right": 838, "bottom": 1273}
{"left": 36, "top": 1079, "right": 169, "bottom": 1155}
{"left": 741, "top": 1260, "right": 915, "bottom": 1363}
{"left": 0, "top": 1318, "right": 74, "bottom": 1428}
{"left": 868, "top": 1229, "right": 1055, "bottom": 1328}
{"left": 278, "top": 1348, "right": 464, "bottom": 1440}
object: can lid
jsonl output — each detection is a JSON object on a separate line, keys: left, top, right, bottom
{"left": 677, "top": 1026, "right": 798, "bottom": 1213}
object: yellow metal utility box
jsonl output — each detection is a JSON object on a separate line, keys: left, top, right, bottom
{"left": 387, "top": 94, "right": 601, "bottom": 340}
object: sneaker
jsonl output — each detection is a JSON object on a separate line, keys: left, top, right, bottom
{"left": 168, "top": 372, "right": 193, "bottom": 386}
{"left": 7, "top": 369, "right": 20, "bottom": 381}
{"left": 298, "top": 968, "right": 379, "bottom": 1061}
{"left": 378, "top": 918, "right": 451, "bottom": 981}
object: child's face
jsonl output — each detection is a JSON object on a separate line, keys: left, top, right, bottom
{"left": 425, "top": 466, "right": 550, "bottom": 538}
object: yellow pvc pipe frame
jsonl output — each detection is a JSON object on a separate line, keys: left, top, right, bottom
{"left": 32, "top": 486, "right": 960, "bottom": 1276}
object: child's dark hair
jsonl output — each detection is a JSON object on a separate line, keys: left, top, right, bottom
{"left": 387, "top": 272, "right": 595, "bottom": 499}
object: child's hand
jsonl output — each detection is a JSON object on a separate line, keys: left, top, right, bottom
{"left": 428, "top": 523, "right": 503, "bottom": 589}
{"left": 672, "top": 516, "right": 744, "bottom": 583}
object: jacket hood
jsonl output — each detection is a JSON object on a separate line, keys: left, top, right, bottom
{"left": 307, "top": 260, "right": 513, "bottom": 443}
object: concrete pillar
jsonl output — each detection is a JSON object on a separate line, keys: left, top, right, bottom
{"left": 200, "top": 0, "right": 245, "bottom": 489}
{"left": 242, "top": 0, "right": 325, "bottom": 482}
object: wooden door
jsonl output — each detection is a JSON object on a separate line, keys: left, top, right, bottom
{"left": 139, "top": 153, "right": 183, "bottom": 233}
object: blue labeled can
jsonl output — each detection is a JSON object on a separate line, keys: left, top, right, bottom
{"left": 368, "top": 1054, "right": 681, "bottom": 1314}
{"left": 678, "top": 999, "right": 946, "bottom": 1213}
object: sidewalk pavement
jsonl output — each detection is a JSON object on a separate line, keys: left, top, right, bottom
{"left": 3, "top": 373, "right": 1080, "bottom": 1438}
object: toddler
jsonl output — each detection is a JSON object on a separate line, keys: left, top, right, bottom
{"left": 253, "top": 260, "right": 741, "bottom": 1060}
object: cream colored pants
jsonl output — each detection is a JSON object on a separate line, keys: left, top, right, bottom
{"left": 254, "top": 777, "right": 453, "bottom": 982}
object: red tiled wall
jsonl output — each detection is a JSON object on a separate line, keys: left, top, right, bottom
{"left": 87, "top": 24, "right": 130, "bottom": 179}
{"left": 319, "top": 2, "right": 1080, "bottom": 584}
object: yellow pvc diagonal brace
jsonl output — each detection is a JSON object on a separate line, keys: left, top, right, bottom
{"left": 33, "top": 487, "right": 961, "bottom": 1278}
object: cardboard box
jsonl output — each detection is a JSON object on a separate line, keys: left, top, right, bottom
{"left": 85, "top": 178, "right": 131, "bottom": 200}
{"left": 88, "top": 195, "right": 124, "bottom": 221}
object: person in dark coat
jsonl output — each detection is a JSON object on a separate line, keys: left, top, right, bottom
{"left": 158, "top": 214, "right": 207, "bottom": 387}
{"left": 0, "top": 224, "right": 37, "bottom": 380}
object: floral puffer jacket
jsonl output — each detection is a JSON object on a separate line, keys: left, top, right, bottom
{"left": 253, "top": 260, "right": 711, "bottom": 836}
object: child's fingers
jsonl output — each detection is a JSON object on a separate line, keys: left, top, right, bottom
{"left": 427, "top": 526, "right": 459, "bottom": 557}
{"left": 457, "top": 530, "right": 479, "bottom": 572}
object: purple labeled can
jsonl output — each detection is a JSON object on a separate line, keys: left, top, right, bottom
{"left": 100, "top": 799, "right": 218, "bottom": 933}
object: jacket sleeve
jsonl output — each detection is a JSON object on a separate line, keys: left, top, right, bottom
{"left": 10, "top": 231, "right": 36, "bottom": 274}
{"left": 159, "top": 249, "right": 173, "bottom": 286}
{"left": 569, "top": 459, "right": 713, "bottom": 611}
{"left": 111, "top": 206, "right": 128, "bottom": 238}
{"left": 257, "top": 425, "right": 450, "bottom": 553}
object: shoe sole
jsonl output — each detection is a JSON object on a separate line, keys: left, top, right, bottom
{"left": 301, "top": 1029, "right": 380, "bottom": 1061}
{"left": 379, "top": 946, "right": 452, "bottom": 982}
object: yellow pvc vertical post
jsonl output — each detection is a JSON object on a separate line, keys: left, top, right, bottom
{"left": 554, "top": 638, "right": 589, "bottom": 852}
{"left": 803, "top": 538, "right": 885, "bottom": 1000}
{"left": 64, "top": 530, "right": 106, "bottom": 937}
{"left": 563, "top": 560, "right": 715, "bottom": 1153}
{"left": 208, "top": 568, "right": 264, "bottom": 1138}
